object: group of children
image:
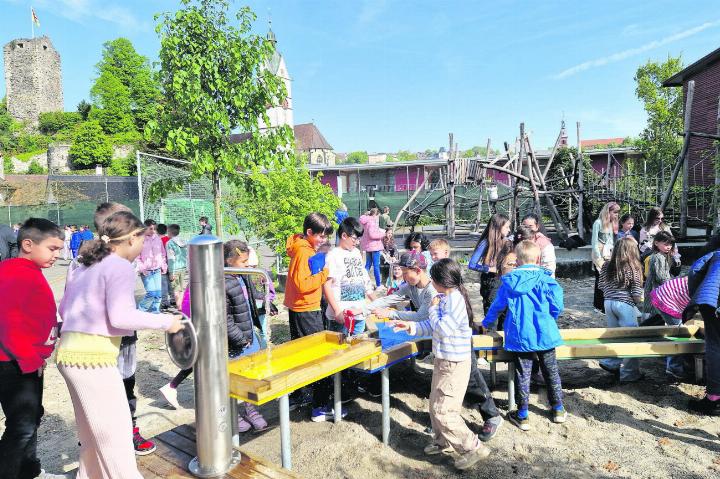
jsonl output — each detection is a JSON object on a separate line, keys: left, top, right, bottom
{"left": 279, "top": 209, "right": 569, "bottom": 471}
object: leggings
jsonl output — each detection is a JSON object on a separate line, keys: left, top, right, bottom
{"left": 365, "top": 250, "right": 381, "bottom": 287}
{"left": 513, "top": 349, "right": 564, "bottom": 412}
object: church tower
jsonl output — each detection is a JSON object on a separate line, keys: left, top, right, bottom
{"left": 260, "top": 24, "right": 293, "bottom": 130}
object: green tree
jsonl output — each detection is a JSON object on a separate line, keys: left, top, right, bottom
{"left": 395, "top": 150, "right": 417, "bottom": 162}
{"left": 345, "top": 151, "right": 369, "bottom": 164}
{"left": 69, "top": 121, "right": 113, "bottom": 168}
{"left": 90, "top": 71, "right": 136, "bottom": 134}
{"left": 229, "top": 156, "right": 340, "bottom": 256}
{"left": 77, "top": 100, "right": 92, "bottom": 120}
{"left": 38, "top": 111, "right": 82, "bottom": 135}
{"left": 634, "top": 56, "right": 684, "bottom": 176}
{"left": 93, "top": 38, "right": 161, "bottom": 131}
{"left": 27, "top": 159, "right": 46, "bottom": 174}
{"left": 149, "top": 0, "right": 293, "bottom": 236}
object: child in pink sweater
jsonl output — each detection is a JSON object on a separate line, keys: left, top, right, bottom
{"left": 57, "top": 211, "right": 183, "bottom": 479}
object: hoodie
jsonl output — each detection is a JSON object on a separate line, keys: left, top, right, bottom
{"left": 359, "top": 215, "right": 385, "bottom": 253}
{"left": 166, "top": 236, "right": 188, "bottom": 273}
{"left": 482, "top": 264, "right": 564, "bottom": 352}
{"left": 284, "top": 234, "right": 328, "bottom": 312}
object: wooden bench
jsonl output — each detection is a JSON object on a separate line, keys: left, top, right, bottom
{"left": 136, "top": 424, "right": 300, "bottom": 479}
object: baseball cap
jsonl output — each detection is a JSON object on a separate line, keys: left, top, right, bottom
{"left": 397, "top": 251, "right": 427, "bottom": 270}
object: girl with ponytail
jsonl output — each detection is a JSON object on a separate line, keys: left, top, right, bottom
{"left": 56, "top": 210, "right": 184, "bottom": 478}
{"left": 391, "top": 258, "right": 490, "bottom": 470}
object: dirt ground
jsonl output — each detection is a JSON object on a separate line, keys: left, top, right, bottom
{"left": 3, "top": 263, "right": 720, "bottom": 478}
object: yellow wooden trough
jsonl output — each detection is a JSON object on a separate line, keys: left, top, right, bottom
{"left": 228, "top": 331, "right": 381, "bottom": 405}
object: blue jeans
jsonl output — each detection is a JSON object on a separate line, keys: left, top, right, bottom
{"left": 365, "top": 250, "right": 381, "bottom": 287}
{"left": 139, "top": 269, "right": 162, "bottom": 313}
{"left": 600, "top": 300, "right": 642, "bottom": 382}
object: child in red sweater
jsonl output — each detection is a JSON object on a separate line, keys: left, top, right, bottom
{"left": 0, "top": 218, "right": 64, "bottom": 479}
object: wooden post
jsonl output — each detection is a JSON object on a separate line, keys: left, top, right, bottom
{"left": 526, "top": 135, "right": 570, "bottom": 239}
{"left": 577, "top": 122, "right": 585, "bottom": 239}
{"left": 715, "top": 97, "right": 720, "bottom": 235}
{"left": 541, "top": 124, "right": 565, "bottom": 180}
{"left": 661, "top": 80, "right": 695, "bottom": 217}
{"left": 521, "top": 124, "right": 542, "bottom": 218}
{"left": 475, "top": 138, "right": 491, "bottom": 231}
{"left": 447, "top": 133, "right": 456, "bottom": 238}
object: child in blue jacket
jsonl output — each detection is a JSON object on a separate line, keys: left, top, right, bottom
{"left": 482, "top": 240, "right": 566, "bottom": 431}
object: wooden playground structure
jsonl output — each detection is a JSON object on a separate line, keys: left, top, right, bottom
{"left": 393, "top": 79, "right": 720, "bottom": 240}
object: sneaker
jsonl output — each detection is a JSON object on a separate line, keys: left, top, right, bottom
{"left": 619, "top": 372, "right": 645, "bottom": 384}
{"left": 688, "top": 396, "right": 720, "bottom": 416}
{"left": 454, "top": 442, "right": 491, "bottom": 470}
{"left": 37, "top": 471, "right": 70, "bottom": 479}
{"left": 553, "top": 407, "right": 568, "bottom": 424}
{"left": 357, "top": 384, "right": 382, "bottom": 398}
{"left": 478, "top": 416, "right": 503, "bottom": 442}
{"left": 159, "top": 383, "right": 181, "bottom": 409}
{"left": 311, "top": 406, "right": 334, "bottom": 422}
{"left": 244, "top": 404, "right": 268, "bottom": 431}
{"left": 423, "top": 443, "right": 453, "bottom": 456}
{"left": 508, "top": 411, "right": 531, "bottom": 431}
{"left": 598, "top": 363, "right": 620, "bottom": 376}
{"left": 132, "top": 427, "right": 157, "bottom": 455}
{"left": 237, "top": 416, "right": 252, "bottom": 433}
{"left": 423, "top": 425, "right": 434, "bottom": 436}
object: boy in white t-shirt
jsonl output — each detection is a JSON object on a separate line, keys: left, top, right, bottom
{"left": 323, "top": 217, "right": 376, "bottom": 335}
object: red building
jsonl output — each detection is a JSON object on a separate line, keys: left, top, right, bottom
{"left": 663, "top": 47, "right": 720, "bottom": 189}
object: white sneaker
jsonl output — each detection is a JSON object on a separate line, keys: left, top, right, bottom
{"left": 37, "top": 470, "right": 69, "bottom": 479}
{"left": 159, "top": 383, "right": 181, "bottom": 409}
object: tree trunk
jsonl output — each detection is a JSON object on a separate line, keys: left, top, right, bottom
{"left": 213, "top": 170, "right": 223, "bottom": 239}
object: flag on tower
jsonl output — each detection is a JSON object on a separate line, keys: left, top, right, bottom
{"left": 31, "top": 7, "right": 40, "bottom": 27}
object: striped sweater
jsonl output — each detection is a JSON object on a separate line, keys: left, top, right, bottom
{"left": 650, "top": 275, "right": 690, "bottom": 319}
{"left": 412, "top": 290, "right": 472, "bottom": 361}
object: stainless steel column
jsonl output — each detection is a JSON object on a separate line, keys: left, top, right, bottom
{"left": 507, "top": 362, "right": 516, "bottom": 412}
{"left": 333, "top": 372, "right": 342, "bottom": 424}
{"left": 187, "top": 235, "right": 237, "bottom": 477}
{"left": 279, "top": 394, "right": 292, "bottom": 469}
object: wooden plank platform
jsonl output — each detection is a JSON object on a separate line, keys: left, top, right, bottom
{"left": 137, "top": 424, "right": 300, "bottom": 478}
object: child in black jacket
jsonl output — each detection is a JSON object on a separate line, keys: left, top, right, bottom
{"left": 159, "top": 240, "right": 271, "bottom": 431}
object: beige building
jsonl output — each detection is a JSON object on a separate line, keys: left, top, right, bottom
{"left": 294, "top": 123, "right": 335, "bottom": 165}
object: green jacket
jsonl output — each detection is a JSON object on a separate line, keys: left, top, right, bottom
{"left": 167, "top": 237, "right": 188, "bottom": 273}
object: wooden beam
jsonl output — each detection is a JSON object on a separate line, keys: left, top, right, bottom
{"left": 541, "top": 124, "right": 565, "bottom": 181}
{"left": 661, "top": 80, "right": 695, "bottom": 215}
{"left": 576, "top": 122, "right": 585, "bottom": 239}
{"left": 526, "top": 135, "right": 570, "bottom": 239}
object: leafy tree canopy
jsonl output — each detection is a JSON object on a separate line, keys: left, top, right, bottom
{"left": 634, "top": 56, "right": 684, "bottom": 174}
{"left": 69, "top": 121, "right": 113, "bottom": 168}
{"left": 229, "top": 155, "right": 340, "bottom": 256}
{"left": 92, "top": 38, "right": 161, "bottom": 131}
{"left": 344, "top": 151, "right": 369, "bottom": 164}
{"left": 148, "top": 0, "right": 293, "bottom": 235}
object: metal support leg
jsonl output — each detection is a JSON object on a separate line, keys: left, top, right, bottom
{"left": 490, "top": 362, "right": 497, "bottom": 387}
{"left": 507, "top": 362, "right": 516, "bottom": 412}
{"left": 334, "top": 372, "right": 342, "bottom": 424}
{"left": 381, "top": 368, "right": 390, "bottom": 445}
{"left": 279, "top": 394, "right": 292, "bottom": 470}
{"left": 230, "top": 398, "right": 239, "bottom": 447}
{"left": 695, "top": 354, "right": 705, "bottom": 384}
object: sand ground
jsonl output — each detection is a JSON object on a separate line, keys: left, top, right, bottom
{"left": 2, "top": 263, "right": 719, "bottom": 479}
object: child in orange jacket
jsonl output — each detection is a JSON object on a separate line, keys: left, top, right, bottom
{"left": 284, "top": 213, "right": 343, "bottom": 421}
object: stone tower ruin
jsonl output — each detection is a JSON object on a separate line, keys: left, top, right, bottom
{"left": 3, "top": 36, "right": 63, "bottom": 126}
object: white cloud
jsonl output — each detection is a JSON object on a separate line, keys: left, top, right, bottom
{"left": 553, "top": 20, "right": 720, "bottom": 79}
{"left": 33, "top": 0, "right": 148, "bottom": 31}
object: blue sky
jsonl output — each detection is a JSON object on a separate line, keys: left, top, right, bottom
{"left": 1, "top": 0, "right": 719, "bottom": 153}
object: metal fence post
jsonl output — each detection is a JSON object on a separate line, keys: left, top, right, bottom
{"left": 188, "top": 235, "right": 239, "bottom": 477}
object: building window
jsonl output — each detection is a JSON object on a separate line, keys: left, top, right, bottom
{"left": 43, "top": 45, "right": 48, "bottom": 50}
{"left": 17, "top": 43, "right": 24, "bottom": 48}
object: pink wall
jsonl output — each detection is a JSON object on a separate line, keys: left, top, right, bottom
{"left": 394, "top": 166, "right": 425, "bottom": 191}
{"left": 319, "top": 171, "right": 338, "bottom": 193}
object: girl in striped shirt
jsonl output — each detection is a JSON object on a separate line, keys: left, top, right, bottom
{"left": 598, "top": 236, "right": 645, "bottom": 382}
{"left": 391, "top": 258, "right": 490, "bottom": 470}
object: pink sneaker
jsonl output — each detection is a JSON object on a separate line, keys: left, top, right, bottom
{"left": 237, "top": 416, "right": 252, "bottom": 433}
{"left": 244, "top": 403, "right": 268, "bottom": 431}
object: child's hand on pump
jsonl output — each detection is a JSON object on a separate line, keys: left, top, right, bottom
{"left": 166, "top": 315, "right": 185, "bottom": 334}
